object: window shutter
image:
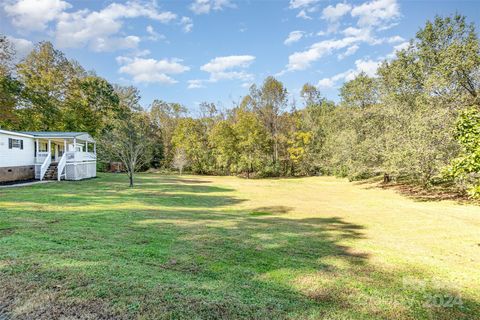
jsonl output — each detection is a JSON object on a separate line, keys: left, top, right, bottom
{"left": 20, "top": 140, "right": 24, "bottom": 150}
{"left": 8, "top": 138, "right": 12, "bottom": 149}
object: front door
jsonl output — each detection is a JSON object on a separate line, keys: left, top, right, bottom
{"left": 50, "top": 144, "right": 57, "bottom": 162}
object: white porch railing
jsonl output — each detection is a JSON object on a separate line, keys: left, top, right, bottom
{"left": 57, "top": 153, "right": 67, "bottom": 181}
{"left": 39, "top": 152, "right": 51, "bottom": 181}
{"left": 36, "top": 151, "right": 50, "bottom": 164}
{"left": 66, "top": 151, "right": 97, "bottom": 163}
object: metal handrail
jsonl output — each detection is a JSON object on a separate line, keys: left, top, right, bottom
{"left": 40, "top": 152, "right": 51, "bottom": 181}
{"left": 57, "top": 153, "right": 67, "bottom": 181}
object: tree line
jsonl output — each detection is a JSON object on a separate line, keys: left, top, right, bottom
{"left": 1, "top": 14, "right": 480, "bottom": 193}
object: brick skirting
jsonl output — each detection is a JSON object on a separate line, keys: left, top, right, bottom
{"left": 0, "top": 166, "right": 35, "bottom": 183}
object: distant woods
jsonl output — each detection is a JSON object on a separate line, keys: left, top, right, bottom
{"left": 1, "top": 14, "right": 480, "bottom": 195}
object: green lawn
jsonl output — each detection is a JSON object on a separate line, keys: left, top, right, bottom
{"left": 0, "top": 173, "right": 479, "bottom": 319}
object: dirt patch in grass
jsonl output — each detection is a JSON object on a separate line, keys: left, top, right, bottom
{"left": 0, "top": 274, "right": 124, "bottom": 320}
{"left": 0, "top": 228, "right": 16, "bottom": 238}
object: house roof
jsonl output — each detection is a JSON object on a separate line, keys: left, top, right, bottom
{"left": 22, "top": 131, "right": 88, "bottom": 138}
{"left": 0, "top": 129, "right": 34, "bottom": 138}
{"left": 22, "top": 131, "right": 96, "bottom": 143}
{"left": 0, "top": 130, "right": 95, "bottom": 143}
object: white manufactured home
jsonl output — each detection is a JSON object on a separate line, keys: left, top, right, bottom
{"left": 0, "top": 129, "right": 97, "bottom": 183}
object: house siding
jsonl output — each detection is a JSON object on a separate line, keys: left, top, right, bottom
{"left": 0, "top": 132, "right": 35, "bottom": 167}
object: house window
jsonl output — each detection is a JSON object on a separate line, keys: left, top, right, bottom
{"left": 8, "top": 138, "right": 24, "bottom": 150}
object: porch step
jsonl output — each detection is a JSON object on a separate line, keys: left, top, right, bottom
{"left": 43, "top": 162, "right": 59, "bottom": 180}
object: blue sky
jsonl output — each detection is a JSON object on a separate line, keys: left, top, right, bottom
{"left": 1, "top": 0, "right": 480, "bottom": 113}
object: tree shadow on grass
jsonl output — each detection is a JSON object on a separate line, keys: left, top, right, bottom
{"left": 375, "top": 183, "right": 473, "bottom": 204}
{"left": 353, "top": 178, "right": 474, "bottom": 205}
{"left": 0, "top": 175, "right": 479, "bottom": 319}
{"left": 0, "top": 175, "right": 243, "bottom": 210}
{"left": 249, "top": 205, "right": 293, "bottom": 216}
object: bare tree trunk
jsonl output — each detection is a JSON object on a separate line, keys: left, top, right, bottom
{"left": 383, "top": 173, "right": 390, "bottom": 183}
{"left": 129, "top": 172, "right": 134, "bottom": 188}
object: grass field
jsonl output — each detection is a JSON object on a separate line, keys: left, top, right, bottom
{"left": 0, "top": 173, "right": 479, "bottom": 319}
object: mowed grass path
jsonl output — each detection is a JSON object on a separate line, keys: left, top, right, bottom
{"left": 0, "top": 173, "right": 479, "bottom": 319}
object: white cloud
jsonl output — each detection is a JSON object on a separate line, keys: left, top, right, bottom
{"left": 321, "top": 2, "right": 352, "bottom": 33}
{"left": 189, "top": 0, "right": 235, "bottom": 15}
{"left": 146, "top": 25, "right": 166, "bottom": 41}
{"left": 285, "top": 34, "right": 375, "bottom": 71}
{"left": 284, "top": 31, "right": 304, "bottom": 45}
{"left": 282, "top": 0, "right": 402, "bottom": 73}
{"left": 351, "top": 0, "right": 400, "bottom": 28}
{"left": 189, "top": 55, "right": 255, "bottom": 89}
{"left": 342, "top": 26, "right": 386, "bottom": 45}
{"left": 355, "top": 58, "right": 381, "bottom": 77}
{"left": 317, "top": 78, "right": 336, "bottom": 89}
{"left": 289, "top": 0, "right": 320, "bottom": 9}
{"left": 290, "top": 0, "right": 320, "bottom": 20}
{"left": 54, "top": 1, "right": 177, "bottom": 51}
{"left": 296, "top": 10, "right": 312, "bottom": 20}
{"left": 132, "top": 49, "right": 151, "bottom": 57}
{"left": 387, "top": 35, "right": 404, "bottom": 43}
{"left": 338, "top": 44, "right": 359, "bottom": 60}
{"left": 92, "top": 36, "right": 141, "bottom": 52}
{"left": 4, "top": 1, "right": 181, "bottom": 52}
{"left": 201, "top": 55, "right": 254, "bottom": 74}
{"left": 322, "top": 3, "right": 352, "bottom": 22}
{"left": 117, "top": 56, "right": 190, "bottom": 84}
{"left": 4, "top": 0, "right": 71, "bottom": 31}
{"left": 7, "top": 36, "right": 34, "bottom": 59}
{"left": 187, "top": 79, "right": 205, "bottom": 89}
{"left": 317, "top": 57, "right": 382, "bottom": 88}
{"left": 180, "top": 17, "right": 193, "bottom": 33}
{"left": 146, "top": 25, "right": 155, "bottom": 35}
{"left": 393, "top": 41, "right": 409, "bottom": 52}
{"left": 342, "top": 27, "right": 363, "bottom": 37}
{"left": 386, "top": 41, "right": 410, "bottom": 59}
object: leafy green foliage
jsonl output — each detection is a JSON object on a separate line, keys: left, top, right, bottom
{"left": 446, "top": 106, "right": 480, "bottom": 196}
{"left": 172, "top": 118, "right": 211, "bottom": 174}
{"left": 0, "top": 39, "right": 123, "bottom": 136}
{"left": 2, "top": 14, "right": 480, "bottom": 191}
{"left": 339, "top": 72, "right": 379, "bottom": 109}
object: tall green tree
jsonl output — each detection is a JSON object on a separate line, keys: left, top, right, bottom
{"left": 299, "top": 84, "right": 335, "bottom": 174}
{"left": 0, "top": 35, "right": 20, "bottom": 129}
{"left": 209, "top": 120, "right": 239, "bottom": 174}
{"left": 150, "top": 100, "right": 187, "bottom": 168}
{"left": 64, "top": 76, "right": 120, "bottom": 136}
{"left": 447, "top": 106, "right": 480, "bottom": 196}
{"left": 16, "top": 41, "right": 80, "bottom": 130}
{"left": 172, "top": 118, "right": 210, "bottom": 174}
{"left": 339, "top": 72, "right": 379, "bottom": 109}
{"left": 233, "top": 108, "right": 269, "bottom": 178}
{"left": 249, "top": 77, "right": 288, "bottom": 170}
